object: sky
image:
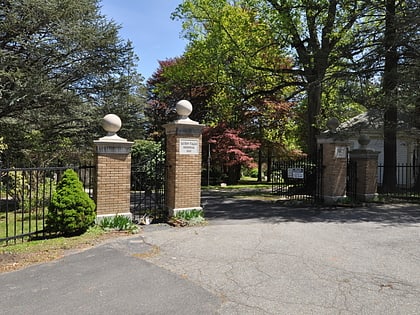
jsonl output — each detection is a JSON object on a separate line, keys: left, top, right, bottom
{"left": 100, "top": 0, "right": 187, "bottom": 80}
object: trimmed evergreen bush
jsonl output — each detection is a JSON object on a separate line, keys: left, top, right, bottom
{"left": 46, "top": 169, "right": 96, "bottom": 236}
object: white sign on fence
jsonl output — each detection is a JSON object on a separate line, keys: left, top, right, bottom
{"left": 287, "top": 168, "right": 304, "bottom": 179}
{"left": 179, "top": 138, "right": 199, "bottom": 155}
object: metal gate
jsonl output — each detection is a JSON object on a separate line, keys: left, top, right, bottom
{"left": 130, "top": 140, "right": 167, "bottom": 223}
{"left": 346, "top": 160, "right": 357, "bottom": 200}
{"left": 271, "top": 151, "right": 322, "bottom": 203}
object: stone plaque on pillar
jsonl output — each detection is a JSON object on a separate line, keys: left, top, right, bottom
{"left": 179, "top": 138, "right": 199, "bottom": 154}
{"left": 163, "top": 100, "right": 205, "bottom": 216}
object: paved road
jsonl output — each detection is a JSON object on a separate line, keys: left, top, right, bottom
{"left": 0, "top": 235, "right": 219, "bottom": 315}
{"left": 1, "top": 191, "right": 420, "bottom": 314}
{"left": 143, "top": 195, "right": 420, "bottom": 314}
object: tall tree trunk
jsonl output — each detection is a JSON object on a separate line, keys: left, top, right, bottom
{"left": 382, "top": 0, "right": 398, "bottom": 192}
{"left": 307, "top": 80, "right": 322, "bottom": 159}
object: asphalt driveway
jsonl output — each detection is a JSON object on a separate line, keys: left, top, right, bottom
{"left": 142, "top": 195, "right": 420, "bottom": 314}
{"left": 1, "top": 191, "right": 419, "bottom": 314}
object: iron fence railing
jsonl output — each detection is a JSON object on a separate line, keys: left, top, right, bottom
{"left": 377, "top": 164, "right": 420, "bottom": 200}
{"left": 346, "top": 160, "right": 358, "bottom": 200}
{"left": 271, "top": 155, "right": 321, "bottom": 203}
{"left": 130, "top": 142, "right": 167, "bottom": 223}
{"left": 0, "top": 164, "right": 95, "bottom": 244}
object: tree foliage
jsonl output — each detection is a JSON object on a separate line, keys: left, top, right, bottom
{"left": 146, "top": 57, "right": 212, "bottom": 139}
{"left": 0, "top": 0, "right": 145, "bottom": 166}
{"left": 130, "top": 139, "right": 166, "bottom": 191}
{"left": 162, "top": 0, "right": 418, "bottom": 187}
{"left": 174, "top": 0, "right": 390, "bottom": 157}
{"left": 148, "top": 2, "right": 302, "bottom": 182}
{"left": 376, "top": 0, "right": 419, "bottom": 190}
{"left": 173, "top": 0, "right": 418, "bottom": 159}
{"left": 203, "top": 123, "right": 260, "bottom": 184}
{"left": 204, "top": 124, "right": 260, "bottom": 164}
{"left": 173, "top": 1, "right": 297, "bottom": 125}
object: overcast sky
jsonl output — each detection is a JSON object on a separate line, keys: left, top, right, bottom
{"left": 100, "top": 0, "right": 187, "bottom": 80}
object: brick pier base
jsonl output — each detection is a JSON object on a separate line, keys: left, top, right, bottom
{"left": 163, "top": 100, "right": 205, "bottom": 217}
{"left": 164, "top": 124, "right": 204, "bottom": 216}
{"left": 317, "top": 137, "right": 350, "bottom": 204}
{"left": 349, "top": 149, "right": 380, "bottom": 201}
{"left": 94, "top": 140, "right": 133, "bottom": 220}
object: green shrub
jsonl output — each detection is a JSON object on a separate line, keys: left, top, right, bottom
{"left": 46, "top": 169, "right": 96, "bottom": 236}
{"left": 248, "top": 168, "right": 259, "bottom": 178}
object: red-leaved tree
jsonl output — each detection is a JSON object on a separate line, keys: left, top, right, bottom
{"left": 203, "top": 123, "right": 260, "bottom": 185}
{"left": 146, "top": 57, "right": 213, "bottom": 140}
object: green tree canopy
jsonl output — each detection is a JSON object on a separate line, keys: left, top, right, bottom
{"left": 0, "top": 0, "right": 145, "bottom": 166}
{"left": 174, "top": 0, "right": 375, "bottom": 156}
{"left": 149, "top": 4, "right": 301, "bottom": 183}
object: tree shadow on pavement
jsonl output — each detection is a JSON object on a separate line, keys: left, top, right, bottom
{"left": 201, "top": 191, "right": 420, "bottom": 225}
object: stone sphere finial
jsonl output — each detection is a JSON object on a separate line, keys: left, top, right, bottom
{"left": 358, "top": 134, "right": 370, "bottom": 149}
{"left": 326, "top": 117, "right": 340, "bottom": 133}
{"left": 173, "top": 100, "right": 198, "bottom": 125}
{"left": 97, "top": 114, "right": 127, "bottom": 142}
{"left": 102, "top": 114, "right": 122, "bottom": 136}
{"left": 176, "top": 100, "right": 193, "bottom": 118}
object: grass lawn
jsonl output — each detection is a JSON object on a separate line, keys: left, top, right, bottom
{"left": 0, "top": 211, "right": 46, "bottom": 243}
{"left": 202, "top": 180, "right": 277, "bottom": 201}
{"left": 202, "top": 178, "right": 272, "bottom": 190}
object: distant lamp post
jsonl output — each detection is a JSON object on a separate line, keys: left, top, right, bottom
{"left": 207, "top": 139, "right": 217, "bottom": 186}
{"left": 207, "top": 143, "right": 211, "bottom": 186}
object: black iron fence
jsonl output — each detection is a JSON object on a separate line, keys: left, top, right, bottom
{"left": 130, "top": 145, "right": 167, "bottom": 223}
{"left": 0, "top": 165, "right": 95, "bottom": 244}
{"left": 272, "top": 156, "right": 420, "bottom": 203}
{"left": 377, "top": 164, "right": 420, "bottom": 200}
{"left": 346, "top": 160, "right": 358, "bottom": 200}
{"left": 271, "top": 155, "right": 322, "bottom": 203}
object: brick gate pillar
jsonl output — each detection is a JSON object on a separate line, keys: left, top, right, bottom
{"left": 94, "top": 114, "right": 133, "bottom": 220}
{"left": 349, "top": 135, "right": 380, "bottom": 201}
{"left": 163, "top": 100, "right": 205, "bottom": 217}
{"left": 317, "top": 118, "right": 350, "bottom": 204}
